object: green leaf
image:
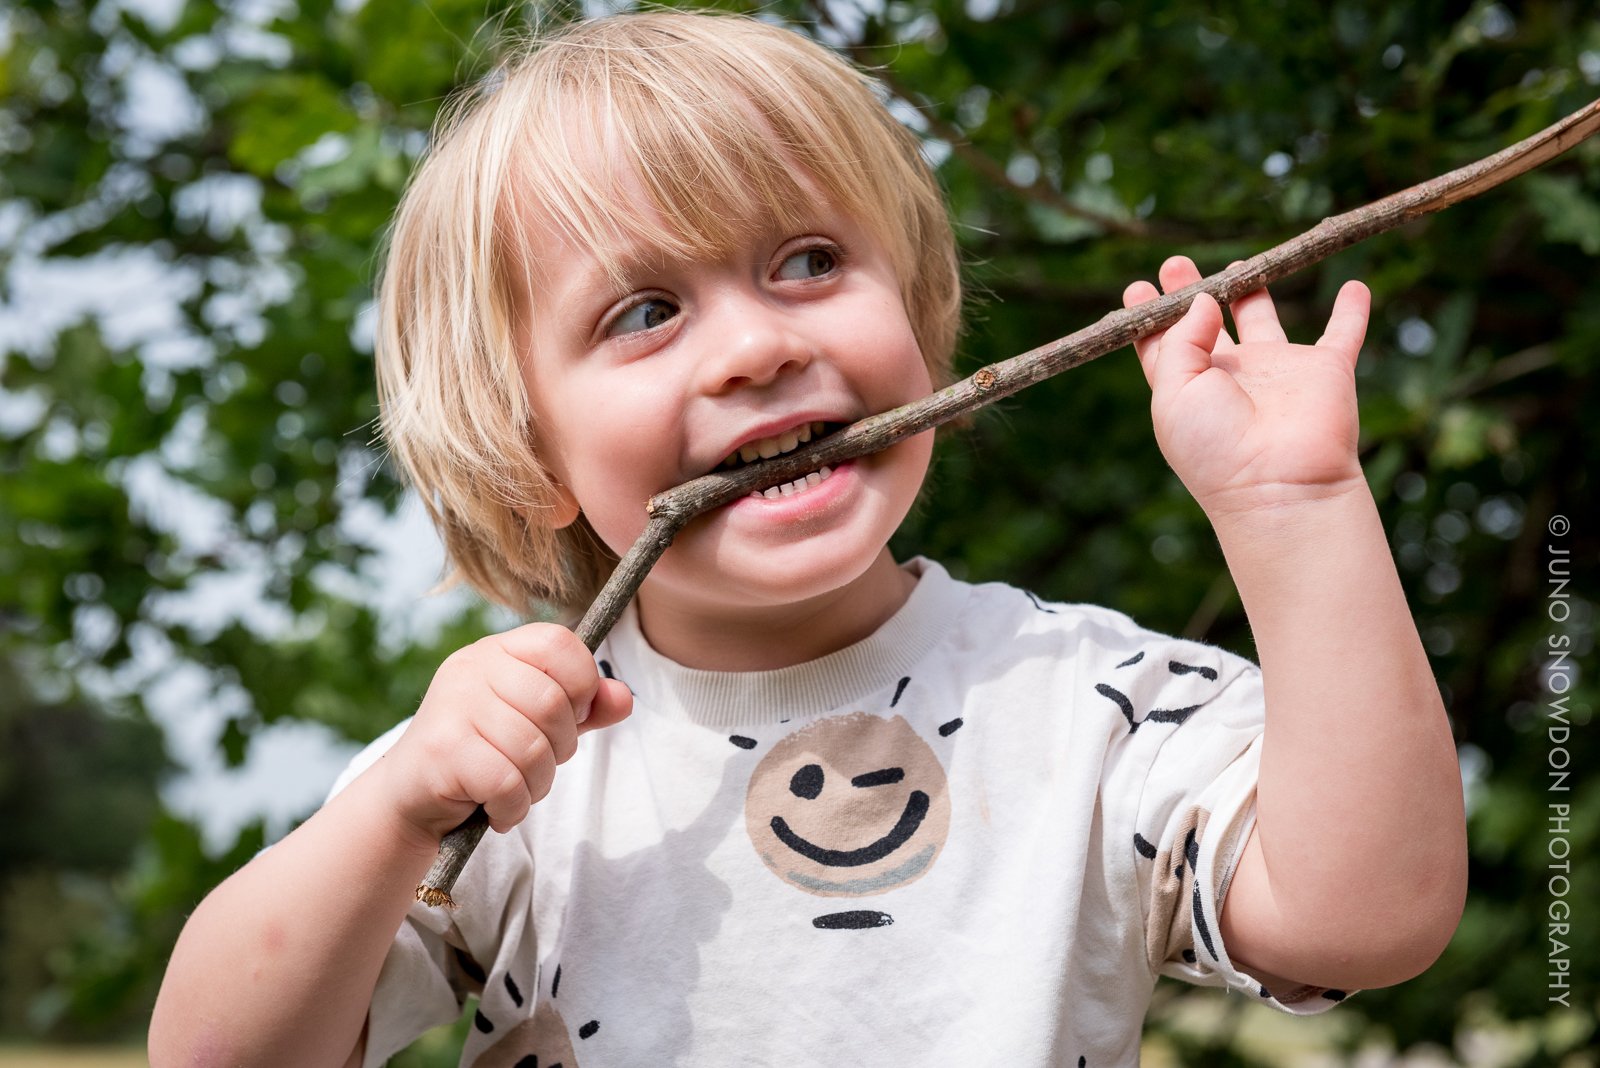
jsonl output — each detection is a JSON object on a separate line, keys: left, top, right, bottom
{"left": 227, "top": 72, "right": 356, "bottom": 177}
{"left": 1524, "top": 172, "right": 1600, "bottom": 255}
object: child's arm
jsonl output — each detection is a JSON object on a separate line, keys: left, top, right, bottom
{"left": 1123, "top": 257, "right": 1468, "bottom": 992}
{"left": 148, "top": 624, "right": 632, "bottom": 1068}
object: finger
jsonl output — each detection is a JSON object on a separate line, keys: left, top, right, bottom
{"left": 578, "top": 677, "right": 634, "bottom": 734}
{"left": 1317, "top": 280, "right": 1371, "bottom": 367}
{"left": 1153, "top": 292, "right": 1224, "bottom": 389}
{"left": 1161, "top": 255, "right": 1236, "bottom": 351}
{"left": 484, "top": 663, "right": 579, "bottom": 764}
{"left": 1158, "top": 254, "right": 1202, "bottom": 293}
{"left": 482, "top": 762, "right": 544, "bottom": 833}
{"left": 491, "top": 623, "right": 602, "bottom": 725}
{"left": 456, "top": 733, "right": 541, "bottom": 833}
{"left": 1228, "top": 284, "right": 1288, "bottom": 344}
{"left": 473, "top": 710, "right": 558, "bottom": 824}
{"left": 1122, "top": 279, "right": 1165, "bottom": 377}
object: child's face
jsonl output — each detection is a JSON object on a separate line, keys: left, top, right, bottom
{"left": 518, "top": 180, "right": 934, "bottom": 653}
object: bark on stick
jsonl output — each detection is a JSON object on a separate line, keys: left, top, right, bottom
{"left": 416, "top": 95, "right": 1600, "bottom": 908}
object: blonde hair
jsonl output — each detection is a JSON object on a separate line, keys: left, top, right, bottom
{"left": 374, "top": 9, "right": 961, "bottom": 613}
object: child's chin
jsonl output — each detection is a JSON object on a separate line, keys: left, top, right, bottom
{"left": 664, "top": 536, "right": 874, "bottom": 602}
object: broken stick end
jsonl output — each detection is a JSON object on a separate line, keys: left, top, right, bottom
{"left": 415, "top": 884, "right": 458, "bottom": 909}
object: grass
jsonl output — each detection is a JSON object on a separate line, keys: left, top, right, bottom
{"left": 0, "top": 1049, "right": 147, "bottom": 1068}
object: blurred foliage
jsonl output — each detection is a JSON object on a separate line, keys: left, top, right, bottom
{"left": 0, "top": 656, "right": 168, "bottom": 1037}
{"left": 0, "top": 0, "right": 1595, "bottom": 1061}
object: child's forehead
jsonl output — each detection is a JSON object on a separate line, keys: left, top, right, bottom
{"left": 530, "top": 214, "right": 782, "bottom": 290}
{"left": 492, "top": 47, "right": 891, "bottom": 307}
{"left": 510, "top": 139, "right": 847, "bottom": 296}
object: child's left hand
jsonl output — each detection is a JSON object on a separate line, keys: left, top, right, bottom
{"left": 1122, "top": 255, "right": 1370, "bottom": 519}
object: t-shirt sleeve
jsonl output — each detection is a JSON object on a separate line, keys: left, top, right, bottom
{"left": 361, "top": 907, "right": 478, "bottom": 1067}
{"left": 325, "top": 722, "right": 524, "bottom": 1067}
{"left": 1113, "top": 641, "right": 1355, "bottom": 1015}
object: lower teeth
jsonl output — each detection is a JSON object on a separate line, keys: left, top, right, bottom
{"left": 750, "top": 465, "right": 834, "bottom": 500}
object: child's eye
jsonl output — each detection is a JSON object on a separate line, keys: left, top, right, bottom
{"left": 606, "top": 297, "right": 679, "bottom": 337}
{"left": 774, "top": 246, "right": 839, "bottom": 281}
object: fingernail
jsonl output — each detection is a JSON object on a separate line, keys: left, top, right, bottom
{"left": 576, "top": 697, "right": 593, "bottom": 725}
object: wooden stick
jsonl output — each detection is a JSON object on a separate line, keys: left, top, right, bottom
{"left": 416, "top": 95, "right": 1600, "bottom": 908}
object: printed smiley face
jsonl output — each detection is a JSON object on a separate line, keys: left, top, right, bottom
{"left": 473, "top": 1001, "right": 580, "bottom": 1068}
{"left": 472, "top": 962, "right": 598, "bottom": 1068}
{"left": 744, "top": 712, "right": 951, "bottom": 897}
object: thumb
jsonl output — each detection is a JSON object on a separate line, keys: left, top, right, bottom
{"left": 1153, "top": 292, "right": 1223, "bottom": 391}
{"left": 578, "top": 677, "right": 634, "bottom": 733}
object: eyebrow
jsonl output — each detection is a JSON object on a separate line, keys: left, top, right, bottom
{"left": 540, "top": 238, "right": 672, "bottom": 318}
{"left": 546, "top": 268, "right": 622, "bottom": 320}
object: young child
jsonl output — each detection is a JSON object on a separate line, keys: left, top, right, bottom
{"left": 150, "top": 10, "right": 1467, "bottom": 1066}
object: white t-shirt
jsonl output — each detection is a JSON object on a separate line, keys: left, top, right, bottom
{"left": 334, "top": 558, "right": 1348, "bottom": 1067}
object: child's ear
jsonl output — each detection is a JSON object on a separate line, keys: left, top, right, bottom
{"left": 548, "top": 483, "right": 580, "bottom": 529}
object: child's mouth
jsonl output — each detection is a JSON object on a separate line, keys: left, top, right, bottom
{"left": 746, "top": 464, "right": 836, "bottom": 500}
{"left": 717, "top": 421, "right": 845, "bottom": 499}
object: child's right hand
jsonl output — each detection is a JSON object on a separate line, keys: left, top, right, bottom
{"left": 374, "top": 623, "right": 633, "bottom": 843}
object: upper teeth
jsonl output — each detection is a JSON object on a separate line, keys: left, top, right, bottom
{"left": 722, "top": 421, "right": 826, "bottom": 469}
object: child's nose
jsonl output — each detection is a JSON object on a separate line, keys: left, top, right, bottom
{"left": 697, "top": 303, "right": 813, "bottom": 394}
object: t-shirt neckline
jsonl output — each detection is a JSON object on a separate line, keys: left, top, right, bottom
{"left": 600, "top": 556, "right": 967, "bottom": 728}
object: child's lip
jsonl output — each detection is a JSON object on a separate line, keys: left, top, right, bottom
{"left": 728, "top": 458, "right": 855, "bottom": 516}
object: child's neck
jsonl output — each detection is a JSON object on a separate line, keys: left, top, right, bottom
{"left": 633, "top": 550, "right": 917, "bottom": 672}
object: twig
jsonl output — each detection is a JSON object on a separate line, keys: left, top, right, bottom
{"left": 415, "top": 95, "right": 1600, "bottom": 907}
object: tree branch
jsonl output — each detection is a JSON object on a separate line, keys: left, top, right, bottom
{"left": 415, "top": 95, "right": 1600, "bottom": 908}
